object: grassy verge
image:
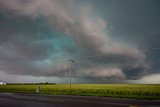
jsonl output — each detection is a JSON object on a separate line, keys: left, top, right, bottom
{"left": 0, "top": 84, "right": 160, "bottom": 100}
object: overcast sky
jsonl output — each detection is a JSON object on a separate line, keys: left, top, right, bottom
{"left": 0, "top": 0, "right": 160, "bottom": 83}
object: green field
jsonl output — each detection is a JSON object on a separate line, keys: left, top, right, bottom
{"left": 0, "top": 84, "right": 160, "bottom": 100}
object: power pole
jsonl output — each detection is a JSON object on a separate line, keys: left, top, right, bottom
{"left": 69, "top": 58, "right": 74, "bottom": 95}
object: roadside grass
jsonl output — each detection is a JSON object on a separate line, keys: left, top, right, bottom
{"left": 0, "top": 84, "right": 160, "bottom": 100}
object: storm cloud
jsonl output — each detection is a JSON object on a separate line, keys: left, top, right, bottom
{"left": 0, "top": 0, "right": 150, "bottom": 80}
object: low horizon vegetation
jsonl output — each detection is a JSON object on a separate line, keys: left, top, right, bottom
{"left": 0, "top": 84, "right": 160, "bottom": 100}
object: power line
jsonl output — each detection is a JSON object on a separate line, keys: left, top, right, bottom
{"left": 65, "top": 48, "right": 160, "bottom": 91}
{"left": 145, "top": 47, "right": 160, "bottom": 52}
{"left": 50, "top": 47, "right": 160, "bottom": 63}
{"left": 72, "top": 47, "right": 160, "bottom": 60}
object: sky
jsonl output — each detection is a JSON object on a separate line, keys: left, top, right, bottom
{"left": 0, "top": 0, "right": 160, "bottom": 84}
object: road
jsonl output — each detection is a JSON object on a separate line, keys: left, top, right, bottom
{"left": 0, "top": 93, "right": 160, "bottom": 107}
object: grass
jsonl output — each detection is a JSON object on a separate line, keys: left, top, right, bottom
{"left": 0, "top": 84, "right": 160, "bottom": 100}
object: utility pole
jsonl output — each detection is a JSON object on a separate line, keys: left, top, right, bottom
{"left": 69, "top": 58, "right": 74, "bottom": 95}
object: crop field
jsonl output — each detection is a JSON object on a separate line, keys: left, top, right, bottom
{"left": 0, "top": 84, "right": 160, "bottom": 100}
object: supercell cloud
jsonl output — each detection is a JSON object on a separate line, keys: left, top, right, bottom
{"left": 0, "top": 0, "right": 155, "bottom": 82}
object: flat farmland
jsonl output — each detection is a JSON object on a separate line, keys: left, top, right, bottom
{"left": 0, "top": 84, "right": 160, "bottom": 100}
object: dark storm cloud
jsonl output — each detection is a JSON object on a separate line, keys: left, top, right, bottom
{"left": 0, "top": 0, "right": 150, "bottom": 80}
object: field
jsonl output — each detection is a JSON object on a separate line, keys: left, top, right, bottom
{"left": 0, "top": 84, "right": 160, "bottom": 100}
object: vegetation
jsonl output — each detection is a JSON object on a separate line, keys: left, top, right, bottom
{"left": 0, "top": 84, "right": 160, "bottom": 100}
{"left": 6, "top": 82, "right": 56, "bottom": 85}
